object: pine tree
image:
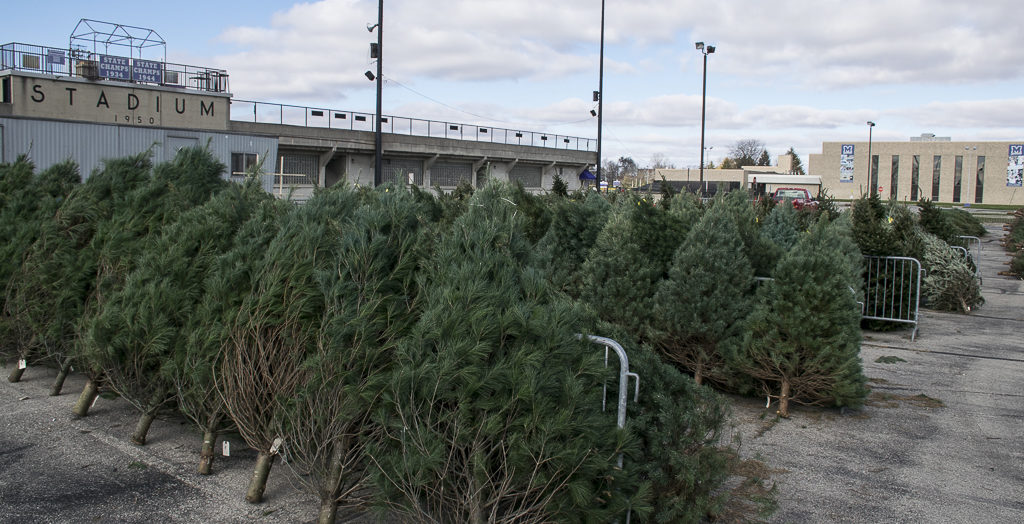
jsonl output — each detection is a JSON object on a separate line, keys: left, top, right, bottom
{"left": 651, "top": 205, "right": 754, "bottom": 386}
{"left": 580, "top": 196, "right": 685, "bottom": 338}
{"left": 274, "top": 185, "right": 430, "bottom": 524}
{"left": 80, "top": 147, "right": 228, "bottom": 443}
{"left": 218, "top": 185, "right": 361, "bottom": 504}
{"left": 533, "top": 192, "right": 612, "bottom": 297}
{"left": 709, "top": 190, "right": 777, "bottom": 277}
{"left": 739, "top": 219, "right": 867, "bottom": 417}
{"left": 920, "top": 232, "right": 983, "bottom": 313}
{"left": 368, "top": 183, "right": 639, "bottom": 522}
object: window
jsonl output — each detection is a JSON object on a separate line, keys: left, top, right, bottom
{"left": 509, "top": 165, "right": 542, "bottom": 188}
{"left": 276, "top": 153, "right": 318, "bottom": 185}
{"left": 231, "top": 153, "right": 258, "bottom": 176}
{"left": 911, "top": 155, "right": 920, "bottom": 201}
{"left": 890, "top": 156, "right": 899, "bottom": 200}
{"left": 975, "top": 156, "right": 985, "bottom": 204}
{"left": 0, "top": 76, "right": 10, "bottom": 104}
{"left": 382, "top": 157, "right": 423, "bottom": 186}
{"left": 431, "top": 162, "right": 472, "bottom": 187}
{"left": 870, "top": 155, "right": 879, "bottom": 193}
{"left": 931, "top": 155, "right": 942, "bottom": 201}
{"left": 952, "top": 155, "right": 963, "bottom": 203}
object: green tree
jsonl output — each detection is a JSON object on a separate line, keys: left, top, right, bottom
{"left": 651, "top": 205, "right": 753, "bottom": 386}
{"left": 730, "top": 139, "right": 766, "bottom": 167}
{"left": 757, "top": 149, "right": 772, "bottom": 166}
{"left": 920, "top": 232, "right": 983, "bottom": 313}
{"left": 739, "top": 219, "right": 867, "bottom": 417}
{"left": 786, "top": 147, "right": 806, "bottom": 175}
{"left": 368, "top": 183, "right": 642, "bottom": 522}
{"left": 533, "top": 192, "right": 612, "bottom": 297}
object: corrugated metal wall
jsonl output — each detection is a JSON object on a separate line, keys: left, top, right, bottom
{"left": 0, "top": 117, "right": 278, "bottom": 182}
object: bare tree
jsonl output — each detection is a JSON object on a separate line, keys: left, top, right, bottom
{"left": 730, "top": 139, "right": 767, "bottom": 167}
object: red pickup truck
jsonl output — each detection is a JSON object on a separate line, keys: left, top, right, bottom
{"left": 771, "top": 188, "right": 818, "bottom": 210}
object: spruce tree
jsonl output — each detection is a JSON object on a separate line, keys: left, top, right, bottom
{"left": 739, "top": 219, "right": 867, "bottom": 417}
{"left": 368, "top": 183, "right": 641, "bottom": 522}
{"left": 759, "top": 202, "right": 801, "bottom": 272}
{"left": 651, "top": 205, "right": 753, "bottom": 386}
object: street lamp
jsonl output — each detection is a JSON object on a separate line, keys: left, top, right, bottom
{"left": 595, "top": 0, "right": 606, "bottom": 190}
{"left": 367, "top": 1, "right": 384, "bottom": 186}
{"left": 696, "top": 41, "right": 715, "bottom": 194}
{"left": 866, "top": 121, "right": 875, "bottom": 194}
{"left": 703, "top": 146, "right": 713, "bottom": 168}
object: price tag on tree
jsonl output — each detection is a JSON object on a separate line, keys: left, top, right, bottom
{"left": 222, "top": 441, "right": 230, "bottom": 457}
{"left": 18, "top": 359, "right": 27, "bottom": 370}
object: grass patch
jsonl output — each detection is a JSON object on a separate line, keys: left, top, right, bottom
{"left": 875, "top": 355, "right": 907, "bottom": 364}
{"left": 127, "top": 461, "right": 147, "bottom": 470}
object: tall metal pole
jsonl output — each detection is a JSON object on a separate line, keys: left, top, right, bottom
{"left": 374, "top": 0, "right": 384, "bottom": 186}
{"left": 596, "top": 0, "right": 605, "bottom": 190}
{"left": 699, "top": 51, "right": 708, "bottom": 188}
{"left": 866, "top": 121, "right": 875, "bottom": 194}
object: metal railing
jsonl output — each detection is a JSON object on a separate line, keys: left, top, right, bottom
{"left": 230, "top": 99, "right": 597, "bottom": 152}
{"left": 1, "top": 42, "right": 229, "bottom": 94}
{"left": 862, "top": 256, "right": 925, "bottom": 340}
{"left": 957, "top": 235, "right": 982, "bottom": 283}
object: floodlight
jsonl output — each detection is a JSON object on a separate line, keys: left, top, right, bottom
{"left": 695, "top": 41, "right": 704, "bottom": 50}
{"left": 365, "top": 70, "right": 375, "bottom": 81}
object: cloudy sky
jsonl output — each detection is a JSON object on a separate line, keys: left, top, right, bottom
{"left": 8, "top": 0, "right": 1024, "bottom": 169}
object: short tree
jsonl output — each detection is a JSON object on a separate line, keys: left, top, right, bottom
{"left": 739, "top": 219, "right": 867, "bottom": 417}
{"left": 920, "top": 233, "right": 983, "bottom": 313}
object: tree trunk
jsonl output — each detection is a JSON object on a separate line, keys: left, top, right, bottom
{"left": 246, "top": 451, "right": 276, "bottom": 503}
{"left": 317, "top": 444, "right": 347, "bottom": 524}
{"left": 131, "top": 389, "right": 167, "bottom": 445}
{"left": 131, "top": 411, "right": 158, "bottom": 445}
{"left": 49, "top": 360, "right": 71, "bottom": 396}
{"left": 778, "top": 378, "right": 791, "bottom": 418}
{"left": 198, "top": 429, "right": 218, "bottom": 475}
{"left": 694, "top": 360, "right": 704, "bottom": 386}
{"left": 7, "top": 365, "right": 25, "bottom": 383}
{"left": 73, "top": 378, "right": 100, "bottom": 417}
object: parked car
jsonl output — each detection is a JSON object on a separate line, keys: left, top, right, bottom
{"left": 771, "top": 187, "right": 819, "bottom": 210}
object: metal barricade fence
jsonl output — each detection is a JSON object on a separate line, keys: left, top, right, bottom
{"left": 862, "top": 256, "right": 924, "bottom": 340}
{"left": 957, "top": 235, "right": 982, "bottom": 283}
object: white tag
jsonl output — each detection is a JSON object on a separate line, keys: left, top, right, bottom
{"left": 91, "top": 395, "right": 99, "bottom": 409}
{"left": 270, "top": 437, "right": 283, "bottom": 455}
{"left": 766, "top": 396, "right": 771, "bottom": 408}
{"left": 222, "top": 441, "right": 230, "bottom": 457}
{"left": 18, "top": 359, "right": 27, "bottom": 370}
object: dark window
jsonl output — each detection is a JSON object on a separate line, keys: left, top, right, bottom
{"left": 890, "top": 155, "right": 899, "bottom": 200}
{"left": 382, "top": 157, "right": 423, "bottom": 186}
{"left": 931, "top": 155, "right": 942, "bottom": 201}
{"left": 911, "top": 155, "right": 920, "bottom": 200}
{"left": 0, "top": 76, "right": 11, "bottom": 104}
{"left": 431, "top": 162, "right": 472, "bottom": 187}
{"left": 870, "top": 155, "right": 879, "bottom": 194}
{"left": 231, "top": 153, "right": 258, "bottom": 175}
{"left": 975, "top": 156, "right": 985, "bottom": 204}
{"left": 952, "top": 155, "right": 963, "bottom": 203}
{"left": 509, "top": 165, "right": 542, "bottom": 188}
{"left": 276, "top": 153, "right": 318, "bottom": 185}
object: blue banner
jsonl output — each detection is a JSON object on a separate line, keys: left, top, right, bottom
{"left": 99, "top": 55, "right": 130, "bottom": 80}
{"left": 132, "top": 59, "right": 163, "bottom": 83}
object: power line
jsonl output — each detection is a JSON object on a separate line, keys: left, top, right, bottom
{"left": 384, "top": 77, "right": 594, "bottom": 129}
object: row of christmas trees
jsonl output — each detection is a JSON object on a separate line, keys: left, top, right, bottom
{"left": 0, "top": 147, "right": 982, "bottom": 523}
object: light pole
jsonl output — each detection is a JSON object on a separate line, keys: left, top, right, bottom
{"left": 596, "top": 0, "right": 606, "bottom": 190}
{"left": 366, "top": 1, "right": 384, "bottom": 186}
{"left": 866, "top": 121, "right": 875, "bottom": 194}
{"left": 696, "top": 41, "right": 715, "bottom": 193}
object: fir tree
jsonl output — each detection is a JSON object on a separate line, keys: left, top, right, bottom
{"left": 739, "top": 219, "right": 867, "bottom": 417}
{"left": 651, "top": 205, "right": 754, "bottom": 386}
{"left": 368, "top": 183, "right": 641, "bottom": 522}
{"left": 709, "top": 190, "right": 776, "bottom": 277}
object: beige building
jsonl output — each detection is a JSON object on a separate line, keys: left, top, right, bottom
{"left": 808, "top": 135, "right": 1024, "bottom": 206}
{"left": 638, "top": 154, "right": 821, "bottom": 196}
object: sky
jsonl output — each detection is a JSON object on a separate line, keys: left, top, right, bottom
{"left": 6, "top": 0, "right": 1024, "bottom": 169}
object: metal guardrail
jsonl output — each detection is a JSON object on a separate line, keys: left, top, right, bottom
{"left": 957, "top": 235, "right": 982, "bottom": 283}
{"left": 230, "top": 99, "right": 597, "bottom": 152}
{"left": 863, "top": 256, "right": 924, "bottom": 340}
{"left": 1, "top": 42, "right": 229, "bottom": 94}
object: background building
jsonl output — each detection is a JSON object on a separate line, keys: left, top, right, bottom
{"left": 809, "top": 134, "right": 1024, "bottom": 205}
